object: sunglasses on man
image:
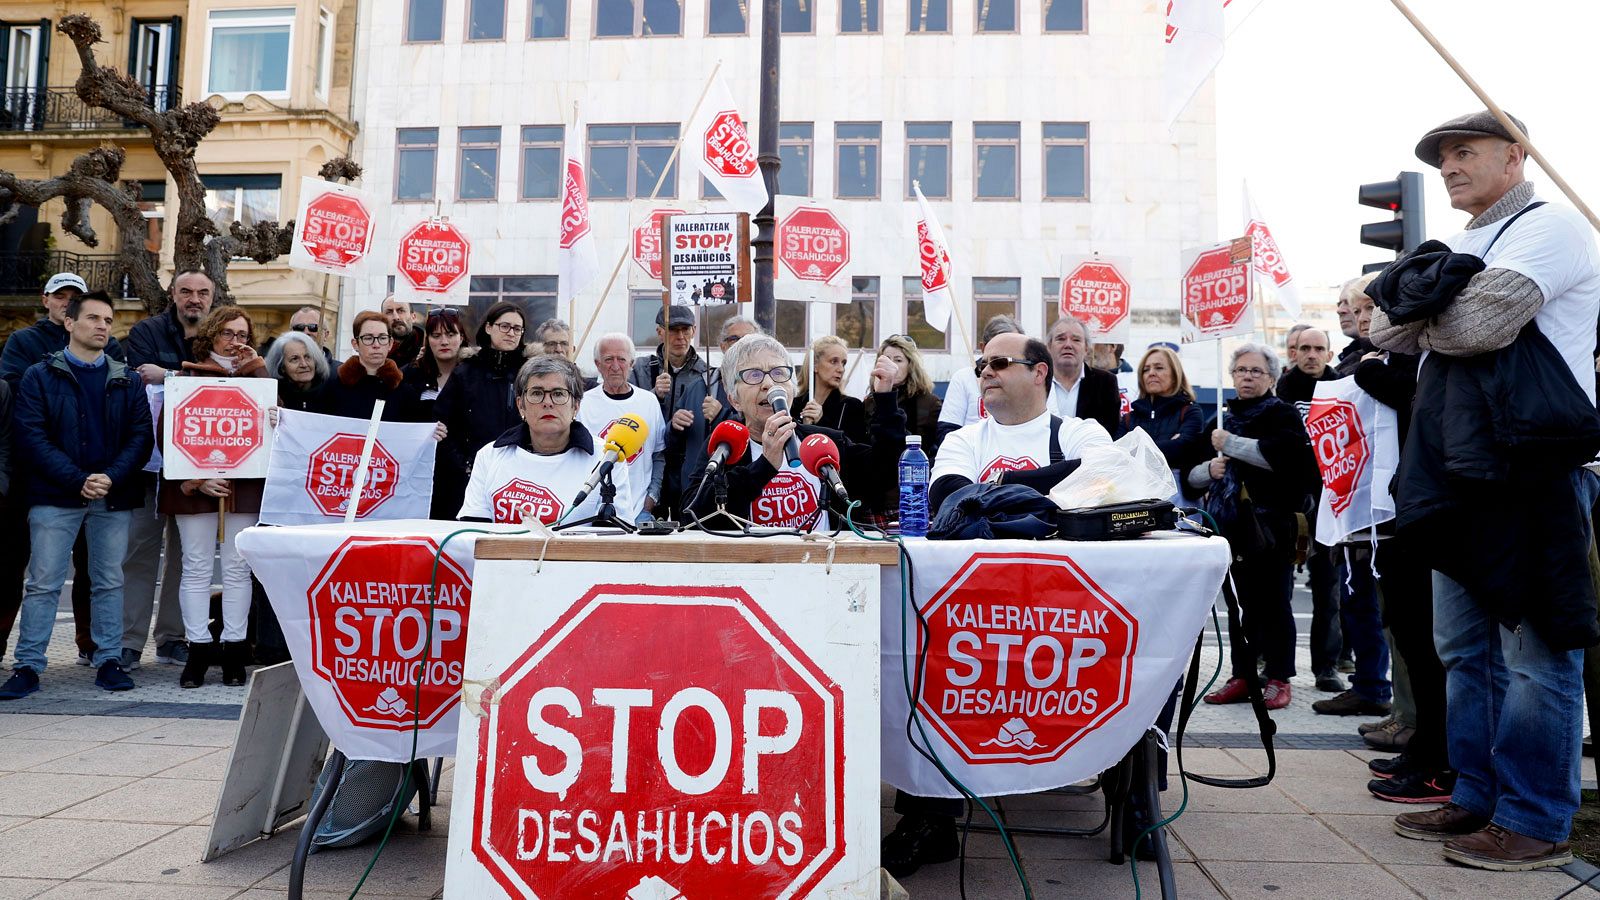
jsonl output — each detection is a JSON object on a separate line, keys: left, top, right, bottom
{"left": 291, "top": 323, "right": 320, "bottom": 334}
{"left": 974, "top": 356, "right": 1041, "bottom": 379}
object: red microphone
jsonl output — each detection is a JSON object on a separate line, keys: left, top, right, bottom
{"left": 799, "top": 433, "right": 850, "bottom": 505}
{"left": 704, "top": 420, "right": 750, "bottom": 478}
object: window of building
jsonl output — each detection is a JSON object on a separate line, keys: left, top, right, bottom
{"left": 703, "top": 301, "right": 808, "bottom": 350}
{"left": 908, "top": 0, "right": 948, "bottom": 33}
{"left": 595, "top": 0, "right": 682, "bottom": 37}
{"left": 840, "top": 0, "right": 879, "bottom": 33}
{"left": 902, "top": 276, "right": 950, "bottom": 352}
{"left": 701, "top": 176, "right": 723, "bottom": 201}
{"left": 835, "top": 277, "right": 878, "bottom": 349}
{"left": 203, "top": 175, "right": 281, "bottom": 232}
{"left": 1043, "top": 0, "right": 1085, "bottom": 33}
{"left": 405, "top": 0, "right": 444, "bottom": 42}
{"left": 314, "top": 9, "right": 332, "bottom": 99}
{"left": 205, "top": 8, "right": 293, "bottom": 96}
{"left": 1043, "top": 122, "right": 1089, "bottom": 200}
{"left": 973, "top": 277, "right": 1021, "bottom": 339}
{"left": 468, "top": 0, "right": 507, "bottom": 39}
{"left": 530, "top": 0, "right": 568, "bottom": 37}
{"left": 974, "top": 122, "right": 1021, "bottom": 200}
{"left": 630, "top": 290, "right": 669, "bottom": 345}
{"left": 708, "top": 0, "right": 747, "bottom": 33}
{"left": 458, "top": 127, "right": 501, "bottom": 201}
{"left": 396, "top": 127, "right": 439, "bottom": 201}
{"left": 782, "top": 0, "right": 813, "bottom": 33}
{"left": 130, "top": 18, "right": 181, "bottom": 111}
{"left": 977, "top": 0, "right": 1016, "bottom": 32}
{"left": 778, "top": 123, "right": 812, "bottom": 197}
{"left": 136, "top": 180, "right": 166, "bottom": 258}
{"left": 1042, "top": 277, "right": 1062, "bottom": 332}
{"left": 468, "top": 276, "right": 558, "bottom": 336}
{"left": 520, "top": 126, "right": 563, "bottom": 199}
{"left": 835, "top": 123, "right": 881, "bottom": 199}
{"left": 589, "top": 124, "right": 679, "bottom": 199}
{"left": 905, "top": 122, "right": 950, "bottom": 199}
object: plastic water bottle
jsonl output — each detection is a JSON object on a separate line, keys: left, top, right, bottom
{"left": 899, "top": 436, "right": 930, "bottom": 537}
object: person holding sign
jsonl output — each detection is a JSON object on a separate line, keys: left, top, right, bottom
{"left": 795, "top": 335, "right": 867, "bottom": 444}
{"left": 317, "top": 311, "right": 432, "bottom": 424}
{"left": 158, "top": 307, "right": 273, "bottom": 689}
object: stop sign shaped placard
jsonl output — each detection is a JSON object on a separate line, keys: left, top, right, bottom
{"left": 632, "top": 208, "right": 685, "bottom": 282}
{"left": 490, "top": 478, "right": 562, "bottom": 525}
{"left": 398, "top": 220, "right": 471, "bottom": 293}
{"left": 307, "top": 535, "right": 472, "bottom": 730}
{"left": 1061, "top": 260, "right": 1131, "bottom": 338}
{"left": 704, "top": 110, "right": 758, "bottom": 178}
{"left": 778, "top": 207, "right": 849, "bottom": 283}
{"left": 473, "top": 585, "right": 845, "bottom": 899}
{"left": 305, "top": 433, "right": 399, "bottom": 518}
{"left": 170, "top": 384, "right": 266, "bottom": 472}
{"left": 300, "top": 191, "right": 372, "bottom": 270}
{"left": 1307, "top": 398, "right": 1370, "bottom": 516}
{"left": 918, "top": 554, "right": 1138, "bottom": 764}
{"left": 1181, "top": 239, "right": 1253, "bottom": 340}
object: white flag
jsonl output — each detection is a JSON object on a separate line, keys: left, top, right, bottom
{"left": 557, "top": 112, "right": 599, "bottom": 309}
{"left": 912, "top": 181, "right": 953, "bottom": 334}
{"left": 1243, "top": 183, "right": 1302, "bottom": 318}
{"left": 687, "top": 76, "right": 768, "bottom": 215}
{"left": 260, "top": 410, "right": 438, "bottom": 525}
{"left": 1162, "top": 0, "right": 1226, "bottom": 129}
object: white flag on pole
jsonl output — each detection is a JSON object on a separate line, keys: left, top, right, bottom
{"left": 687, "top": 76, "right": 768, "bottom": 215}
{"left": 912, "top": 181, "right": 954, "bottom": 334}
{"left": 557, "top": 110, "right": 600, "bottom": 309}
{"left": 1243, "top": 183, "right": 1302, "bottom": 318}
{"left": 1162, "top": 0, "right": 1226, "bottom": 129}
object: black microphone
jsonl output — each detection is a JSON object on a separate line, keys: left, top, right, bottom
{"left": 765, "top": 388, "right": 804, "bottom": 469}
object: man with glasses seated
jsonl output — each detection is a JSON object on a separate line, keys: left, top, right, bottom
{"left": 317, "top": 310, "right": 433, "bottom": 423}
{"left": 685, "top": 334, "right": 904, "bottom": 532}
{"left": 458, "top": 355, "right": 626, "bottom": 526}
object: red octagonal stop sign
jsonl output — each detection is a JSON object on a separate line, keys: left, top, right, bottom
{"left": 305, "top": 433, "right": 399, "bottom": 518}
{"left": 398, "top": 220, "right": 471, "bottom": 294}
{"left": 489, "top": 477, "right": 562, "bottom": 525}
{"left": 1181, "top": 241, "right": 1252, "bottom": 337}
{"left": 704, "top": 110, "right": 758, "bottom": 178}
{"left": 170, "top": 384, "right": 266, "bottom": 471}
{"left": 307, "top": 535, "right": 472, "bottom": 730}
{"left": 1061, "top": 261, "right": 1131, "bottom": 337}
{"left": 1307, "top": 397, "right": 1370, "bottom": 516}
{"left": 300, "top": 191, "right": 372, "bottom": 271}
{"left": 632, "top": 208, "right": 685, "bottom": 282}
{"left": 779, "top": 207, "right": 849, "bottom": 283}
{"left": 474, "top": 585, "right": 845, "bottom": 899}
{"left": 917, "top": 553, "right": 1138, "bottom": 764}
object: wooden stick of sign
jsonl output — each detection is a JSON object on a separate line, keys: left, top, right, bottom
{"left": 344, "top": 400, "right": 386, "bottom": 524}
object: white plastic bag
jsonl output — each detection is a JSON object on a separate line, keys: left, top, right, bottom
{"left": 1049, "top": 427, "right": 1177, "bottom": 509}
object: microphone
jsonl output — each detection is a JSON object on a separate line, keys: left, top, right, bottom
{"left": 765, "top": 388, "right": 804, "bottom": 469}
{"left": 799, "top": 433, "right": 850, "bottom": 505}
{"left": 572, "top": 415, "right": 650, "bottom": 508}
{"left": 703, "top": 420, "right": 750, "bottom": 478}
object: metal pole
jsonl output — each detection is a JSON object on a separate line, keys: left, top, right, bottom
{"left": 752, "top": 0, "right": 781, "bottom": 333}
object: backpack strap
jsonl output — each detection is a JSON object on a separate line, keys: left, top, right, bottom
{"left": 1484, "top": 200, "right": 1547, "bottom": 255}
{"left": 1048, "top": 415, "right": 1066, "bottom": 466}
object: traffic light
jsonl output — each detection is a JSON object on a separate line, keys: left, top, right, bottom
{"left": 1358, "top": 171, "right": 1426, "bottom": 272}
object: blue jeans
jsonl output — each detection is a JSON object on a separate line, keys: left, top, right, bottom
{"left": 1340, "top": 546, "right": 1391, "bottom": 703}
{"left": 14, "top": 502, "right": 130, "bottom": 673}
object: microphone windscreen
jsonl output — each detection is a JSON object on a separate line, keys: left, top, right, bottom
{"left": 767, "top": 388, "right": 790, "bottom": 414}
{"left": 599, "top": 415, "right": 649, "bottom": 459}
{"left": 707, "top": 420, "right": 750, "bottom": 465}
{"left": 798, "top": 433, "right": 841, "bottom": 475}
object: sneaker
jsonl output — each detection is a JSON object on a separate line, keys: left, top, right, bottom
{"left": 0, "top": 667, "right": 40, "bottom": 700}
{"left": 1394, "top": 803, "right": 1487, "bottom": 842}
{"left": 1203, "top": 677, "right": 1252, "bottom": 705}
{"left": 75, "top": 651, "right": 91, "bottom": 667}
{"left": 1368, "top": 754, "right": 1415, "bottom": 779}
{"left": 1312, "top": 690, "right": 1391, "bottom": 717}
{"left": 155, "top": 641, "right": 188, "bottom": 665}
{"left": 1371, "top": 769, "right": 1456, "bottom": 804}
{"left": 1443, "top": 824, "right": 1573, "bottom": 871}
{"left": 1314, "top": 670, "right": 1345, "bottom": 692}
{"left": 881, "top": 814, "right": 959, "bottom": 878}
{"left": 1336, "top": 655, "right": 1356, "bottom": 674}
{"left": 119, "top": 649, "right": 141, "bottom": 671}
{"left": 94, "top": 661, "right": 135, "bottom": 692}
{"left": 1358, "top": 715, "right": 1396, "bottom": 736}
{"left": 1262, "top": 679, "right": 1292, "bottom": 710}
{"left": 1364, "top": 719, "right": 1415, "bottom": 752}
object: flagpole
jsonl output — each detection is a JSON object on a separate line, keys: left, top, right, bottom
{"left": 575, "top": 63, "right": 725, "bottom": 355}
{"left": 1386, "top": 0, "right": 1600, "bottom": 233}
{"left": 567, "top": 100, "right": 580, "bottom": 328}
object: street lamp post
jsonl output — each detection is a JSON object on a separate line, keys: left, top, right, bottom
{"left": 752, "top": 0, "right": 781, "bottom": 333}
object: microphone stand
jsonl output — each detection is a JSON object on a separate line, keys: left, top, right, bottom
{"left": 553, "top": 467, "right": 636, "bottom": 533}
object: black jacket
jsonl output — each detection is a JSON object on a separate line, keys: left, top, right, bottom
{"left": 1, "top": 317, "right": 123, "bottom": 383}
{"left": 388, "top": 323, "right": 426, "bottom": 368}
{"left": 314, "top": 357, "right": 425, "bottom": 422}
{"left": 276, "top": 378, "right": 325, "bottom": 414}
{"left": 122, "top": 305, "right": 193, "bottom": 373}
{"left": 1121, "top": 393, "right": 1204, "bottom": 468}
{"left": 0, "top": 379, "right": 10, "bottom": 498}
{"left": 13, "top": 352, "right": 151, "bottom": 511}
{"left": 1353, "top": 351, "right": 1420, "bottom": 446}
{"left": 1274, "top": 365, "right": 1339, "bottom": 419}
{"left": 629, "top": 345, "right": 711, "bottom": 514}
{"left": 1075, "top": 366, "right": 1123, "bottom": 437}
{"left": 794, "top": 389, "right": 867, "bottom": 445}
{"left": 435, "top": 348, "right": 524, "bottom": 476}
{"left": 1195, "top": 393, "right": 1318, "bottom": 521}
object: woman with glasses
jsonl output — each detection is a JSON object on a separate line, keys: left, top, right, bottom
{"left": 1187, "top": 342, "right": 1317, "bottom": 713}
{"left": 434, "top": 302, "right": 529, "bottom": 520}
{"left": 157, "top": 306, "right": 272, "bottom": 688}
{"left": 795, "top": 335, "right": 867, "bottom": 445}
{"left": 317, "top": 311, "right": 431, "bottom": 422}
{"left": 686, "top": 334, "right": 905, "bottom": 532}
{"left": 458, "top": 355, "right": 625, "bottom": 525}
{"left": 1121, "top": 345, "right": 1204, "bottom": 470}
{"left": 263, "top": 330, "right": 328, "bottom": 413}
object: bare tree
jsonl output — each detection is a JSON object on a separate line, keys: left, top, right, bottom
{"left": 0, "top": 15, "right": 359, "bottom": 313}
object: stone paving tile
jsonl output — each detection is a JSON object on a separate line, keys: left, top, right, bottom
{"left": 0, "top": 772, "right": 135, "bottom": 817}
{"left": 1223, "top": 746, "right": 1374, "bottom": 778}
{"left": 1317, "top": 813, "right": 1454, "bottom": 867}
{"left": 1201, "top": 860, "right": 1420, "bottom": 899}
{"left": 1160, "top": 780, "right": 1306, "bottom": 815}
{"left": 9, "top": 716, "right": 174, "bottom": 743}
{"left": 28, "top": 883, "right": 240, "bottom": 900}
{"left": 118, "top": 719, "right": 239, "bottom": 749}
{"left": 25, "top": 742, "right": 214, "bottom": 778}
{"left": 149, "top": 748, "right": 229, "bottom": 782}
{"left": 253, "top": 832, "right": 446, "bottom": 896}
{"left": 78, "top": 825, "right": 288, "bottom": 888}
{"left": 1386, "top": 863, "right": 1580, "bottom": 898}
{"left": 0, "top": 819, "right": 177, "bottom": 879}
{"left": 50, "top": 777, "right": 222, "bottom": 825}
{"left": 897, "top": 855, "right": 1036, "bottom": 899}
{"left": 1272, "top": 774, "right": 1414, "bottom": 816}
{"left": 1172, "top": 811, "right": 1367, "bottom": 864}
{"left": 0, "top": 878, "right": 54, "bottom": 900}
{"left": 0, "top": 739, "right": 104, "bottom": 773}
{"left": 1034, "top": 861, "right": 1225, "bottom": 899}
{"left": 0, "top": 717, "right": 64, "bottom": 739}
{"left": 0, "top": 819, "right": 26, "bottom": 834}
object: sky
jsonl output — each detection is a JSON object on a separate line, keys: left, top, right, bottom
{"left": 1213, "top": 0, "right": 1600, "bottom": 289}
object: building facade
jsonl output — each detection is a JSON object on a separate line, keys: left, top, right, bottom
{"left": 348, "top": 0, "right": 1217, "bottom": 381}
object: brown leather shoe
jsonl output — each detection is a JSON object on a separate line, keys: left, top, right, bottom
{"left": 1393, "top": 803, "right": 1488, "bottom": 842}
{"left": 1443, "top": 824, "right": 1573, "bottom": 871}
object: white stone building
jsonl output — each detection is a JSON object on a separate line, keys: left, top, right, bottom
{"left": 346, "top": 0, "right": 1216, "bottom": 382}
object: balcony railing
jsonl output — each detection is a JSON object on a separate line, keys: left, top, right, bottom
{"left": 0, "top": 251, "right": 131, "bottom": 298}
{"left": 0, "top": 85, "right": 181, "bottom": 133}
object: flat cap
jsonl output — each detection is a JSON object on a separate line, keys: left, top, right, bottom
{"left": 1414, "top": 109, "right": 1528, "bottom": 168}
{"left": 655, "top": 303, "right": 696, "bottom": 327}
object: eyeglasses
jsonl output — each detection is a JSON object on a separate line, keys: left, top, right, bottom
{"left": 217, "top": 329, "right": 250, "bottom": 342}
{"left": 975, "top": 356, "right": 1038, "bottom": 378}
{"left": 492, "top": 321, "right": 525, "bottom": 335}
{"left": 1231, "top": 366, "right": 1270, "bottom": 378}
{"left": 357, "top": 333, "right": 393, "bottom": 347}
{"left": 737, "top": 366, "right": 794, "bottom": 385}
{"left": 523, "top": 388, "right": 572, "bottom": 405}
{"left": 290, "top": 323, "right": 320, "bottom": 334}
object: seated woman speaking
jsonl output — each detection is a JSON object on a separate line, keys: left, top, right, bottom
{"left": 687, "top": 333, "right": 904, "bottom": 532}
{"left": 458, "top": 355, "right": 627, "bottom": 526}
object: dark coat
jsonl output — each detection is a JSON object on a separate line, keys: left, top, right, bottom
{"left": 276, "top": 378, "right": 325, "bottom": 413}
{"left": 435, "top": 348, "right": 524, "bottom": 476}
{"left": 794, "top": 389, "right": 867, "bottom": 445}
{"left": 1334, "top": 337, "right": 1375, "bottom": 377}
{"left": 1075, "top": 365, "right": 1124, "bottom": 437}
{"left": 1122, "top": 393, "right": 1204, "bottom": 468}
{"left": 13, "top": 352, "right": 151, "bottom": 511}
{"left": 629, "top": 345, "right": 711, "bottom": 514}
{"left": 388, "top": 323, "right": 426, "bottom": 368}
{"left": 0, "top": 379, "right": 10, "bottom": 497}
{"left": 1, "top": 317, "right": 123, "bottom": 384}
{"left": 864, "top": 387, "right": 942, "bottom": 512}
{"left": 1274, "top": 364, "right": 1339, "bottom": 418}
{"left": 1194, "top": 394, "right": 1318, "bottom": 542}
{"left": 314, "top": 357, "right": 425, "bottom": 422}
{"left": 1353, "top": 351, "right": 1420, "bottom": 446}
{"left": 123, "top": 305, "right": 194, "bottom": 373}
{"left": 157, "top": 357, "right": 270, "bottom": 516}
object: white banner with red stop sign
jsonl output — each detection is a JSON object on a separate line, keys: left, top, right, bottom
{"left": 289, "top": 177, "right": 377, "bottom": 277}
{"left": 238, "top": 519, "right": 529, "bottom": 762}
{"left": 1059, "top": 254, "right": 1133, "bottom": 343}
{"left": 881, "top": 536, "right": 1231, "bottom": 797}
{"left": 259, "top": 409, "right": 438, "bottom": 525}
{"left": 1179, "top": 237, "right": 1255, "bottom": 344}
{"left": 162, "top": 376, "right": 278, "bottom": 480}
{"left": 446, "top": 560, "right": 881, "bottom": 898}
{"left": 1309, "top": 376, "right": 1398, "bottom": 546}
{"left": 776, "top": 196, "right": 851, "bottom": 304}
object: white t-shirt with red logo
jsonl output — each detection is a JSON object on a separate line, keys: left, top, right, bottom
{"left": 933, "top": 410, "right": 1112, "bottom": 485}
{"left": 578, "top": 385, "right": 666, "bottom": 519}
{"left": 459, "top": 431, "right": 627, "bottom": 525}
{"left": 745, "top": 439, "right": 825, "bottom": 532}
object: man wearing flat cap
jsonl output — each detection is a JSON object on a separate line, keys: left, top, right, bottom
{"left": 1371, "top": 111, "right": 1600, "bottom": 871}
{"left": 629, "top": 304, "right": 710, "bottom": 518}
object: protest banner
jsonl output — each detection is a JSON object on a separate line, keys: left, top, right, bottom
{"left": 776, "top": 197, "right": 851, "bottom": 304}
{"left": 260, "top": 409, "right": 437, "bottom": 525}
{"left": 162, "top": 377, "right": 277, "bottom": 480}
{"left": 1179, "top": 237, "right": 1254, "bottom": 343}
{"left": 397, "top": 218, "right": 471, "bottom": 300}
{"left": 1060, "top": 255, "right": 1133, "bottom": 343}
{"left": 662, "top": 212, "right": 750, "bottom": 307}
{"left": 288, "top": 177, "right": 376, "bottom": 277}
{"left": 1309, "top": 377, "right": 1399, "bottom": 545}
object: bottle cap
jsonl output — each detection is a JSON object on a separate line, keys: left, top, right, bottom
{"left": 907, "top": 435, "right": 922, "bottom": 445}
